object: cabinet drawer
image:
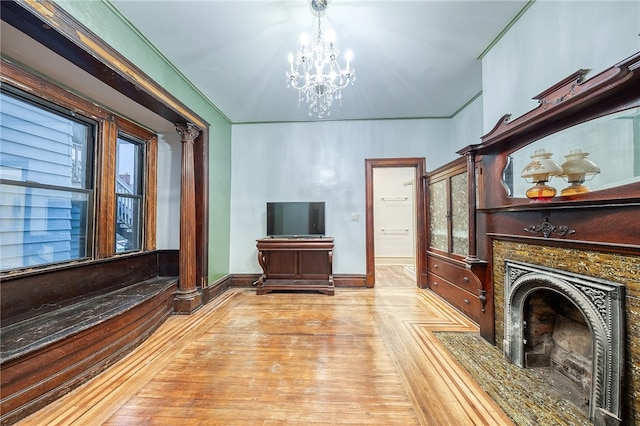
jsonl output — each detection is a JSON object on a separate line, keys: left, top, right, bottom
{"left": 427, "top": 272, "right": 480, "bottom": 323}
{"left": 427, "top": 254, "right": 479, "bottom": 293}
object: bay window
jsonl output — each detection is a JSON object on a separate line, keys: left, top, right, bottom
{"left": 0, "top": 62, "right": 157, "bottom": 273}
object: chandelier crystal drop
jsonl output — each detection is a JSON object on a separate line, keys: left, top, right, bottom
{"left": 286, "top": 0, "right": 356, "bottom": 118}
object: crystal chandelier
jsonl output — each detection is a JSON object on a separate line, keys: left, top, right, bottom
{"left": 286, "top": 0, "right": 356, "bottom": 118}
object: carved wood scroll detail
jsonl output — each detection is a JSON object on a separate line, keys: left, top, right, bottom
{"left": 523, "top": 217, "right": 576, "bottom": 238}
{"left": 536, "top": 69, "right": 589, "bottom": 109}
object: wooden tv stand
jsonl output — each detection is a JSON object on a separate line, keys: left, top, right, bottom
{"left": 254, "top": 237, "right": 334, "bottom": 295}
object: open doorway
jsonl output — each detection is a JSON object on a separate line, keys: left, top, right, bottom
{"left": 373, "top": 167, "right": 416, "bottom": 288}
{"left": 365, "top": 158, "right": 426, "bottom": 287}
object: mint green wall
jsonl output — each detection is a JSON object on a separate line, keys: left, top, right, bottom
{"left": 57, "top": 0, "right": 232, "bottom": 281}
{"left": 208, "top": 125, "right": 232, "bottom": 281}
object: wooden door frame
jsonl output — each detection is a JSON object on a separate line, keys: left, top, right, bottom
{"left": 365, "top": 158, "right": 426, "bottom": 287}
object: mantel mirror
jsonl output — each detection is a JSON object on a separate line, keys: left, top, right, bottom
{"left": 473, "top": 52, "right": 640, "bottom": 208}
{"left": 503, "top": 106, "right": 640, "bottom": 199}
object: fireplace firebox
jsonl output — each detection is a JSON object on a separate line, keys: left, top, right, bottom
{"left": 504, "top": 261, "right": 625, "bottom": 426}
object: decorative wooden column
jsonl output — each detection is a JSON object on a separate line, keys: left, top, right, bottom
{"left": 457, "top": 146, "right": 489, "bottom": 313}
{"left": 464, "top": 149, "right": 479, "bottom": 262}
{"left": 174, "top": 122, "right": 202, "bottom": 314}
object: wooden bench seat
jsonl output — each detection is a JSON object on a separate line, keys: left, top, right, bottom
{"left": 0, "top": 277, "right": 177, "bottom": 364}
{"left": 0, "top": 251, "right": 180, "bottom": 425}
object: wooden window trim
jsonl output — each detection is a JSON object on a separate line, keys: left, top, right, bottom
{"left": 114, "top": 118, "right": 156, "bottom": 251}
{"left": 1, "top": 59, "right": 157, "bottom": 265}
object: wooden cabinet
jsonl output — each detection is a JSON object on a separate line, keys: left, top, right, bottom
{"left": 425, "top": 157, "right": 487, "bottom": 324}
{"left": 255, "top": 237, "right": 334, "bottom": 295}
{"left": 426, "top": 252, "right": 484, "bottom": 323}
{"left": 427, "top": 158, "right": 468, "bottom": 256}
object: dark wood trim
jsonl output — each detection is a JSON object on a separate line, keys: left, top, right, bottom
{"left": 482, "top": 204, "right": 640, "bottom": 253}
{"left": 145, "top": 135, "right": 158, "bottom": 250}
{"left": 205, "top": 275, "right": 232, "bottom": 301}
{"left": 365, "top": 158, "right": 427, "bottom": 288}
{"left": 2, "top": 1, "right": 210, "bottom": 294}
{"left": 424, "top": 157, "right": 467, "bottom": 257}
{"left": 229, "top": 274, "right": 261, "bottom": 287}
{"left": 157, "top": 249, "right": 180, "bottom": 276}
{"left": 195, "top": 129, "right": 209, "bottom": 299}
{"left": 0, "top": 250, "right": 180, "bottom": 423}
{"left": 0, "top": 59, "right": 110, "bottom": 120}
{"left": 424, "top": 157, "right": 489, "bottom": 334}
{"left": 424, "top": 156, "right": 467, "bottom": 179}
{"left": 365, "top": 161, "right": 375, "bottom": 287}
{"left": 487, "top": 233, "right": 640, "bottom": 256}
{"left": 96, "top": 120, "right": 118, "bottom": 257}
{"left": 464, "top": 152, "right": 479, "bottom": 261}
{"left": 114, "top": 118, "right": 159, "bottom": 252}
{"left": 1, "top": 0, "right": 207, "bottom": 129}
{"left": 333, "top": 274, "right": 368, "bottom": 288}
{"left": 478, "top": 54, "right": 640, "bottom": 153}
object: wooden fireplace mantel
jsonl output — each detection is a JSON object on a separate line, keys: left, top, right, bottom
{"left": 455, "top": 52, "right": 640, "bottom": 425}
{"left": 254, "top": 237, "right": 335, "bottom": 295}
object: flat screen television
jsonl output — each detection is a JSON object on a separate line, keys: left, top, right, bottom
{"left": 266, "top": 202, "right": 325, "bottom": 237}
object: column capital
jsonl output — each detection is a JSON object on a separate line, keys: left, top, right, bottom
{"left": 176, "top": 122, "right": 201, "bottom": 143}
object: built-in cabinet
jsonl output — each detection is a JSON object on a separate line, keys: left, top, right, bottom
{"left": 425, "top": 157, "right": 487, "bottom": 324}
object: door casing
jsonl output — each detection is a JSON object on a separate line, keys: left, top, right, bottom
{"left": 365, "top": 158, "right": 426, "bottom": 287}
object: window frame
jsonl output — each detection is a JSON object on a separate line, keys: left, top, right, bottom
{"left": 115, "top": 133, "right": 145, "bottom": 253}
{"left": 1, "top": 85, "right": 98, "bottom": 268}
{"left": 0, "top": 60, "right": 157, "bottom": 273}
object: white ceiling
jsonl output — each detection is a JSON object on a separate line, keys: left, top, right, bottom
{"left": 110, "top": 0, "right": 528, "bottom": 124}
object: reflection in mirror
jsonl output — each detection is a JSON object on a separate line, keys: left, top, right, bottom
{"left": 503, "top": 106, "right": 640, "bottom": 198}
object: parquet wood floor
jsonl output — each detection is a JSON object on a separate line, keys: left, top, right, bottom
{"left": 17, "top": 266, "right": 513, "bottom": 425}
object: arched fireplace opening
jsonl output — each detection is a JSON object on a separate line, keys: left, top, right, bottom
{"left": 504, "top": 260, "right": 625, "bottom": 426}
{"left": 523, "top": 289, "right": 593, "bottom": 414}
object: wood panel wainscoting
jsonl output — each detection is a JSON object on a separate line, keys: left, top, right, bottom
{"left": 15, "top": 266, "right": 513, "bottom": 426}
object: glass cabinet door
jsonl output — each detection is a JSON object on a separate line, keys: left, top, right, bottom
{"left": 429, "top": 179, "right": 448, "bottom": 252}
{"left": 427, "top": 161, "right": 469, "bottom": 257}
{"left": 450, "top": 171, "right": 468, "bottom": 256}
